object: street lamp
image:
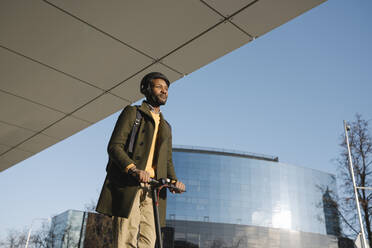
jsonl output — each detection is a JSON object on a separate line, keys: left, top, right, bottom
{"left": 25, "top": 217, "right": 51, "bottom": 248}
{"left": 344, "top": 121, "right": 369, "bottom": 248}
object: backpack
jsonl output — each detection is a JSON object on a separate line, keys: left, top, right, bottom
{"left": 127, "top": 106, "right": 172, "bottom": 154}
{"left": 128, "top": 106, "right": 142, "bottom": 154}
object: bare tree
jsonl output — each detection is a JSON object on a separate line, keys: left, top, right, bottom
{"left": 84, "top": 199, "right": 97, "bottom": 212}
{"left": 337, "top": 114, "right": 372, "bottom": 245}
{"left": 29, "top": 220, "right": 57, "bottom": 248}
{"left": 0, "top": 220, "right": 76, "bottom": 248}
{"left": 0, "top": 229, "right": 27, "bottom": 248}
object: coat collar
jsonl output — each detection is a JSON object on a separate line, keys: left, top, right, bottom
{"left": 138, "top": 101, "right": 169, "bottom": 144}
{"left": 138, "top": 101, "right": 165, "bottom": 121}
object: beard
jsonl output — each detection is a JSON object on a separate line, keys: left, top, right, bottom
{"left": 148, "top": 93, "right": 167, "bottom": 106}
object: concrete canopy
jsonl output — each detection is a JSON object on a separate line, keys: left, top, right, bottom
{"left": 0, "top": 0, "right": 326, "bottom": 172}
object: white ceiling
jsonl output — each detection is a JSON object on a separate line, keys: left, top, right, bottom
{"left": 0, "top": 0, "right": 326, "bottom": 172}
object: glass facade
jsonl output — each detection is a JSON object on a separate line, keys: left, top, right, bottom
{"left": 50, "top": 210, "right": 87, "bottom": 248}
{"left": 164, "top": 220, "right": 340, "bottom": 248}
{"left": 166, "top": 146, "right": 341, "bottom": 247}
{"left": 49, "top": 147, "right": 343, "bottom": 248}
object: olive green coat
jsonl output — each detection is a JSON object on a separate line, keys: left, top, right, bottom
{"left": 96, "top": 101, "right": 177, "bottom": 227}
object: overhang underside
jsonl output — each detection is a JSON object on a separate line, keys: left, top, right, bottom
{"left": 0, "top": 0, "right": 326, "bottom": 172}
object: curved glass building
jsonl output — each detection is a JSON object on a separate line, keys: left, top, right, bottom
{"left": 165, "top": 146, "right": 341, "bottom": 248}
{"left": 49, "top": 146, "right": 344, "bottom": 248}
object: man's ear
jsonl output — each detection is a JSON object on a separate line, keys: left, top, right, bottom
{"left": 147, "top": 81, "right": 153, "bottom": 95}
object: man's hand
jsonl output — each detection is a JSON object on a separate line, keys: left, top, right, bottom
{"left": 135, "top": 169, "right": 151, "bottom": 183}
{"left": 170, "top": 181, "right": 185, "bottom": 194}
{"left": 128, "top": 167, "right": 150, "bottom": 183}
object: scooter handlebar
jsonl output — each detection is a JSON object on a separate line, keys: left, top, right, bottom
{"left": 149, "top": 178, "right": 186, "bottom": 193}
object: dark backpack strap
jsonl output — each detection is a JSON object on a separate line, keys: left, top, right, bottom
{"left": 128, "top": 107, "right": 142, "bottom": 154}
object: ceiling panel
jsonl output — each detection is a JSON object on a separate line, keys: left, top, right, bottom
{"left": 202, "top": 0, "right": 256, "bottom": 17}
{"left": 0, "top": 48, "right": 104, "bottom": 113}
{"left": 0, "top": 91, "right": 64, "bottom": 132}
{"left": 0, "top": 148, "right": 33, "bottom": 165}
{"left": 0, "top": 0, "right": 152, "bottom": 90}
{"left": 17, "top": 134, "right": 59, "bottom": 153}
{"left": 0, "top": 144, "right": 11, "bottom": 154}
{"left": 110, "top": 63, "right": 182, "bottom": 102}
{"left": 0, "top": 0, "right": 327, "bottom": 172}
{"left": 163, "top": 22, "right": 251, "bottom": 75}
{"left": 0, "top": 122, "right": 35, "bottom": 148}
{"left": 45, "top": 0, "right": 221, "bottom": 59}
{"left": 232, "top": 0, "right": 326, "bottom": 37}
{"left": 42, "top": 116, "right": 91, "bottom": 141}
{"left": 72, "top": 94, "right": 131, "bottom": 123}
{"left": 0, "top": 158, "right": 12, "bottom": 172}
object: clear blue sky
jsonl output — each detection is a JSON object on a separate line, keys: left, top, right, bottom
{"left": 1, "top": 0, "right": 371, "bottom": 238}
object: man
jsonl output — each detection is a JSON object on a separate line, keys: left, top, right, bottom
{"left": 96, "top": 72, "right": 185, "bottom": 248}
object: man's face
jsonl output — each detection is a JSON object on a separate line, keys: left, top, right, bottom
{"left": 149, "top": 78, "right": 168, "bottom": 105}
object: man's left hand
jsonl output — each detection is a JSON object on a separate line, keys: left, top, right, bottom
{"left": 171, "top": 181, "right": 185, "bottom": 194}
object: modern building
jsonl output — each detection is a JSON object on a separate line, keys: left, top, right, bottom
{"left": 49, "top": 209, "right": 113, "bottom": 248}
{"left": 50, "top": 146, "right": 344, "bottom": 248}
{"left": 49, "top": 210, "right": 87, "bottom": 248}
{"left": 165, "top": 146, "right": 341, "bottom": 248}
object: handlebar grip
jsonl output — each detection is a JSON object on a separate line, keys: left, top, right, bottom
{"left": 149, "top": 178, "right": 159, "bottom": 184}
{"left": 149, "top": 178, "right": 186, "bottom": 192}
{"left": 149, "top": 178, "right": 170, "bottom": 185}
{"left": 167, "top": 184, "right": 186, "bottom": 193}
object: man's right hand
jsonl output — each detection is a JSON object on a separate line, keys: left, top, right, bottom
{"left": 128, "top": 167, "right": 150, "bottom": 183}
{"left": 135, "top": 169, "right": 151, "bottom": 183}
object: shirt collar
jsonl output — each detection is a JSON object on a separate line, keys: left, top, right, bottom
{"left": 144, "top": 101, "right": 161, "bottom": 114}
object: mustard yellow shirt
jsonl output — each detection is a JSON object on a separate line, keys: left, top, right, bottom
{"left": 125, "top": 111, "right": 160, "bottom": 178}
{"left": 145, "top": 111, "right": 160, "bottom": 178}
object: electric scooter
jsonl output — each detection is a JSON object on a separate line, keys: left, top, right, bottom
{"left": 149, "top": 178, "right": 185, "bottom": 248}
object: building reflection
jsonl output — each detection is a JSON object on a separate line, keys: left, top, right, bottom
{"left": 50, "top": 146, "right": 346, "bottom": 248}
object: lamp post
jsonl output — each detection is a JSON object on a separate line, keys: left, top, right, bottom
{"left": 344, "top": 120, "right": 368, "bottom": 248}
{"left": 25, "top": 217, "right": 51, "bottom": 248}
